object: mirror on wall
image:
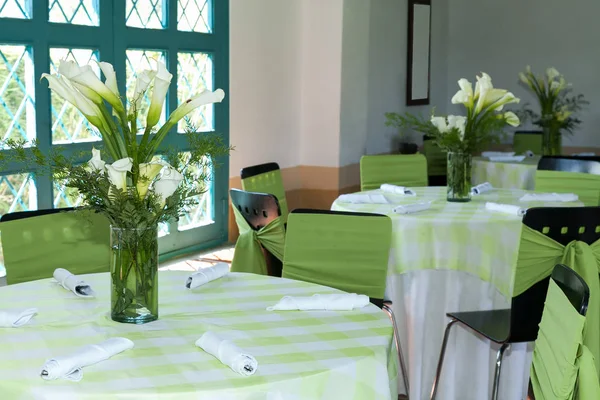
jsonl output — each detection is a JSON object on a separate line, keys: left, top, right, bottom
{"left": 407, "top": 0, "right": 432, "bottom": 106}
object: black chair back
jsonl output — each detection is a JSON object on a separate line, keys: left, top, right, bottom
{"left": 1, "top": 207, "right": 75, "bottom": 222}
{"left": 538, "top": 156, "right": 600, "bottom": 175}
{"left": 552, "top": 264, "right": 590, "bottom": 316}
{"left": 229, "top": 189, "right": 283, "bottom": 276}
{"left": 509, "top": 207, "right": 600, "bottom": 342}
{"left": 240, "top": 162, "right": 280, "bottom": 180}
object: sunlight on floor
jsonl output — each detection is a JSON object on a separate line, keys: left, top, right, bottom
{"left": 158, "top": 245, "right": 234, "bottom": 272}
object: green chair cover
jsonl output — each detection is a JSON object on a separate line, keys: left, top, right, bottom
{"left": 513, "top": 132, "right": 543, "bottom": 155}
{"left": 360, "top": 154, "right": 428, "bottom": 192}
{"left": 535, "top": 170, "right": 600, "bottom": 206}
{"left": 423, "top": 139, "right": 447, "bottom": 177}
{"left": 241, "top": 169, "right": 289, "bottom": 221}
{"left": 530, "top": 279, "right": 600, "bottom": 399}
{"left": 1, "top": 210, "right": 111, "bottom": 285}
{"left": 282, "top": 212, "right": 391, "bottom": 299}
{"left": 230, "top": 204, "right": 285, "bottom": 275}
{"left": 515, "top": 225, "right": 600, "bottom": 375}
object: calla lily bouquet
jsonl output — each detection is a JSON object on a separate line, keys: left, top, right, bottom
{"left": 390, "top": 72, "right": 521, "bottom": 153}
{"left": 1, "top": 59, "right": 230, "bottom": 230}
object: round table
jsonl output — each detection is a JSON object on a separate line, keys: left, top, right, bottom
{"left": 472, "top": 156, "right": 540, "bottom": 190}
{"left": 0, "top": 272, "right": 397, "bottom": 399}
{"left": 332, "top": 186, "right": 582, "bottom": 400}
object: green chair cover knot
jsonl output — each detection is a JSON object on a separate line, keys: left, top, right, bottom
{"left": 230, "top": 205, "right": 285, "bottom": 275}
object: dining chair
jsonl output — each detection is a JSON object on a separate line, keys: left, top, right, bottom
{"left": 230, "top": 189, "right": 285, "bottom": 277}
{"left": 423, "top": 135, "right": 447, "bottom": 186}
{"left": 1, "top": 208, "right": 111, "bottom": 285}
{"left": 282, "top": 209, "right": 410, "bottom": 397}
{"left": 241, "top": 162, "right": 289, "bottom": 221}
{"left": 513, "top": 130, "right": 543, "bottom": 155}
{"left": 528, "top": 264, "right": 599, "bottom": 399}
{"left": 536, "top": 157, "right": 600, "bottom": 206}
{"left": 360, "top": 154, "right": 428, "bottom": 191}
{"left": 430, "top": 206, "right": 600, "bottom": 400}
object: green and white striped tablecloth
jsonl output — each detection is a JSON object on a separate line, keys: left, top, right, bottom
{"left": 332, "top": 186, "right": 582, "bottom": 296}
{"left": 0, "top": 272, "right": 397, "bottom": 399}
{"left": 472, "top": 156, "right": 540, "bottom": 190}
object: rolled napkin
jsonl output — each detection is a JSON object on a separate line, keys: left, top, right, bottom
{"left": 392, "top": 202, "right": 431, "bottom": 215}
{"left": 186, "top": 262, "right": 230, "bottom": 289}
{"left": 485, "top": 202, "right": 526, "bottom": 216}
{"left": 525, "top": 150, "right": 535, "bottom": 158}
{"left": 195, "top": 331, "right": 257, "bottom": 376}
{"left": 53, "top": 268, "right": 95, "bottom": 297}
{"left": 471, "top": 182, "right": 493, "bottom": 195}
{"left": 519, "top": 193, "right": 579, "bottom": 202}
{"left": 380, "top": 184, "right": 416, "bottom": 196}
{"left": 337, "top": 193, "right": 388, "bottom": 204}
{"left": 487, "top": 155, "right": 526, "bottom": 162}
{"left": 267, "top": 293, "right": 370, "bottom": 311}
{"left": 482, "top": 151, "right": 515, "bottom": 158}
{"left": 0, "top": 308, "right": 38, "bottom": 328}
{"left": 41, "top": 337, "right": 134, "bottom": 381}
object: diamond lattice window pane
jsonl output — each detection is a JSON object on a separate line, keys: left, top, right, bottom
{"left": 50, "top": 48, "right": 101, "bottom": 144}
{"left": 178, "top": 0, "right": 211, "bottom": 33}
{"left": 53, "top": 179, "right": 83, "bottom": 208}
{"left": 126, "top": 49, "right": 167, "bottom": 133}
{"left": 177, "top": 52, "right": 213, "bottom": 132}
{"left": 0, "top": 44, "right": 35, "bottom": 149}
{"left": 178, "top": 152, "right": 214, "bottom": 231}
{"left": 126, "top": 0, "right": 166, "bottom": 29}
{"left": 0, "top": 0, "right": 32, "bottom": 19}
{"left": 48, "top": 0, "right": 99, "bottom": 26}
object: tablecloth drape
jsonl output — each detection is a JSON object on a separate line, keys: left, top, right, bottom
{"left": 472, "top": 157, "right": 539, "bottom": 190}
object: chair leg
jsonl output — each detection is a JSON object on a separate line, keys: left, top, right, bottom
{"left": 430, "top": 318, "right": 458, "bottom": 400}
{"left": 382, "top": 303, "right": 410, "bottom": 398}
{"left": 491, "top": 343, "right": 509, "bottom": 400}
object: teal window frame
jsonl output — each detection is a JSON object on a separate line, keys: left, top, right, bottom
{"left": 0, "top": 0, "right": 230, "bottom": 260}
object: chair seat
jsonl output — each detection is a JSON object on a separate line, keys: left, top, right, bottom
{"left": 447, "top": 309, "right": 511, "bottom": 344}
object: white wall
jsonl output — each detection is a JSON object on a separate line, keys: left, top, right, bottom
{"left": 447, "top": 0, "right": 600, "bottom": 147}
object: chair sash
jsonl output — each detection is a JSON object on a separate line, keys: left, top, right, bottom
{"left": 230, "top": 205, "right": 285, "bottom": 275}
{"left": 241, "top": 169, "right": 289, "bottom": 221}
{"left": 535, "top": 170, "right": 600, "bottom": 206}
{"left": 515, "top": 225, "right": 600, "bottom": 375}
{"left": 530, "top": 280, "right": 600, "bottom": 399}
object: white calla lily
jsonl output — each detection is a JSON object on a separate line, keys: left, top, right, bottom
{"left": 146, "top": 61, "right": 172, "bottom": 129}
{"left": 137, "top": 162, "right": 164, "bottom": 199}
{"left": 546, "top": 67, "right": 560, "bottom": 81}
{"left": 474, "top": 72, "right": 493, "bottom": 99}
{"left": 447, "top": 115, "right": 467, "bottom": 139}
{"left": 166, "top": 89, "right": 226, "bottom": 129}
{"left": 154, "top": 166, "right": 184, "bottom": 206}
{"left": 98, "top": 61, "right": 119, "bottom": 98}
{"left": 451, "top": 78, "right": 474, "bottom": 106}
{"left": 86, "top": 148, "right": 106, "bottom": 173}
{"left": 503, "top": 112, "right": 520, "bottom": 127}
{"left": 431, "top": 116, "right": 448, "bottom": 133}
{"left": 106, "top": 157, "right": 133, "bottom": 191}
{"left": 132, "top": 69, "right": 157, "bottom": 111}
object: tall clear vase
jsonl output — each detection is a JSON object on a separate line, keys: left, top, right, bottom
{"left": 110, "top": 225, "right": 159, "bottom": 324}
{"left": 446, "top": 152, "right": 472, "bottom": 202}
{"left": 542, "top": 125, "right": 562, "bottom": 156}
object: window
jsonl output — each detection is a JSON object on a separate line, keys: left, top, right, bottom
{"left": 0, "top": 0, "right": 229, "bottom": 274}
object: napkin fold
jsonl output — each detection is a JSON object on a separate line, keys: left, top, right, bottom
{"left": 392, "top": 202, "right": 431, "bottom": 215}
{"left": 487, "top": 155, "right": 526, "bottom": 162}
{"left": 186, "top": 262, "right": 230, "bottom": 289}
{"left": 485, "top": 202, "right": 526, "bottom": 216}
{"left": 53, "top": 268, "right": 95, "bottom": 297}
{"left": 267, "top": 293, "right": 370, "bottom": 311}
{"left": 471, "top": 182, "right": 493, "bottom": 195}
{"left": 196, "top": 332, "right": 257, "bottom": 376}
{"left": 41, "top": 338, "right": 134, "bottom": 381}
{"left": 482, "top": 151, "right": 515, "bottom": 158}
{"left": 0, "top": 308, "right": 38, "bottom": 328}
{"left": 380, "top": 184, "right": 416, "bottom": 196}
{"left": 525, "top": 150, "right": 535, "bottom": 158}
{"left": 337, "top": 193, "right": 388, "bottom": 204}
{"left": 519, "top": 193, "right": 579, "bottom": 202}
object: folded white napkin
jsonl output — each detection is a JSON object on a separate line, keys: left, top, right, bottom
{"left": 186, "top": 263, "right": 229, "bottom": 289}
{"left": 41, "top": 338, "right": 134, "bottom": 381}
{"left": 487, "top": 155, "right": 526, "bottom": 162}
{"left": 267, "top": 293, "right": 370, "bottom": 311}
{"left": 337, "top": 193, "right": 388, "bottom": 204}
{"left": 471, "top": 182, "right": 493, "bottom": 195}
{"left": 53, "top": 268, "right": 95, "bottom": 298}
{"left": 380, "top": 184, "right": 416, "bottom": 196}
{"left": 519, "top": 193, "right": 579, "bottom": 202}
{"left": 196, "top": 331, "right": 257, "bottom": 376}
{"left": 482, "top": 151, "right": 515, "bottom": 157}
{"left": 0, "top": 308, "right": 38, "bottom": 328}
{"left": 392, "top": 202, "right": 431, "bottom": 215}
{"left": 485, "top": 202, "right": 526, "bottom": 216}
{"left": 574, "top": 152, "right": 596, "bottom": 156}
{"left": 525, "top": 150, "right": 535, "bottom": 157}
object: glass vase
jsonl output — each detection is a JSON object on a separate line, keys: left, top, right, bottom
{"left": 542, "top": 125, "right": 562, "bottom": 156}
{"left": 110, "top": 225, "right": 159, "bottom": 324}
{"left": 447, "top": 152, "right": 472, "bottom": 202}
